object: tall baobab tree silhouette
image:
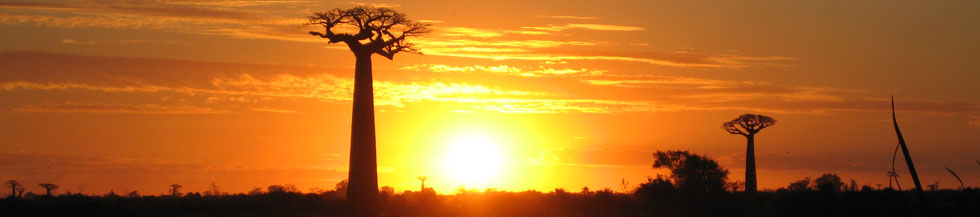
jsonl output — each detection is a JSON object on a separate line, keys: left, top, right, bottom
{"left": 39, "top": 183, "right": 58, "bottom": 197}
{"left": 417, "top": 176, "right": 428, "bottom": 191}
{"left": 308, "top": 7, "right": 430, "bottom": 217}
{"left": 169, "top": 184, "right": 182, "bottom": 197}
{"left": 5, "top": 180, "right": 19, "bottom": 199}
{"left": 722, "top": 114, "right": 776, "bottom": 193}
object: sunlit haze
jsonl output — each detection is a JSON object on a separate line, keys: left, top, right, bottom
{"left": 1, "top": 0, "right": 979, "bottom": 196}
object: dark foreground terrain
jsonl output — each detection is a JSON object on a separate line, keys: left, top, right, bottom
{"left": 2, "top": 188, "right": 978, "bottom": 217}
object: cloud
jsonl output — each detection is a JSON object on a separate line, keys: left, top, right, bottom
{"left": 401, "top": 64, "right": 606, "bottom": 77}
{"left": 969, "top": 115, "right": 980, "bottom": 128}
{"left": 714, "top": 152, "right": 886, "bottom": 173}
{"left": 521, "top": 23, "right": 645, "bottom": 32}
{"left": 2, "top": 52, "right": 976, "bottom": 116}
{"left": 13, "top": 102, "right": 228, "bottom": 114}
{"left": 250, "top": 107, "right": 299, "bottom": 114}
{"left": 533, "top": 15, "right": 598, "bottom": 20}
{"left": 60, "top": 39, "right": 98, "bottom": 45}
{"left": 566, "top": 23, "right": 645, "bottom": 31}
{"left": 441, "top": 27, "right": 503, "bottom": 38}
{"left": 527, "top": 146, "right": 655, "bottom": 168}
{"left": 0, "top": 1, "right": 256, "bottom": 21}
{"left": 0, "top": 0, "right": 315, "bottom": 43}
{"left": 342, "top": 1, "right": 401, "bottom": 8}
{"left": 419, "top": 51, "right": 789, "bottom": 68}
{"left": 0, "top": 150, "right": 352, "bottom": 192}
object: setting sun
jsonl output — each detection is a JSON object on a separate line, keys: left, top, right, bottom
{"left": 441, "top": 132, "right": 506, "bottom": 189}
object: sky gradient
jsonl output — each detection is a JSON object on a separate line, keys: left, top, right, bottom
{"left": 1, "top": 0, "right": 979, "bottom": 195}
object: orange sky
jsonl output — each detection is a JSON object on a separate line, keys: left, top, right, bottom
{"left": 1, "top": 0, "right": 979, "bottom": 195}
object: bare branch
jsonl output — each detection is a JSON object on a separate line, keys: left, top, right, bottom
{"left": 308, "top": 7, "right": 431, "bottom": 58}
{"left": 722, "top": 114, "right": 776, "bottom": 136}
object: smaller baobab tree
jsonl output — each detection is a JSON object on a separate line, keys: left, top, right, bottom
{"left": 39, "top": 183, "right": 59, "bottom": 197}
{"left": 169, "top": 184, "right": 183, "bottom": 197}
{"left": 722, "top": 114, "right": 776, "bottom": 193}
{"left": 5, "top": 180, "right": 19, "bottom": 199}
{"left": 417, "top": 176, "right": 428, "bottom": 191}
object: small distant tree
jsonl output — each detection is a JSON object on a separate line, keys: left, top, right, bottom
{"left": 652, "top": 150, "right": 729, "bottom": 193}
{"left": 417, "top": 176, "right": 428, "bottom": 191}
{"left": 5, "top": 180, "right": 19, "bottom": 199}
{"left": 16, "top": 186, "right": 25, "bottom": 198}
{"left": 127, "top": 190, "right": 140, "bottom": 198}
{"left": 722, "top": 114, "right": 776, "bottom": 193}
{"left": 380, "top": 186, "right": 395, "bottom": 196}
{"left": 248, "top": 187, "right": 264, "bottom": 195}
{"left": 334, "top": 179, "right": 349, "bottom": 198}
{"left": 620, "top": 178, "right": 630, "bottom": 193}
{"left": 813, "top": 173, "right": 843, "bottom": 192}
{"left": 204, "top": 182, "right": 221, "bottom": 196}
{"left": 726, "top": 181, "right": 744, "bottom": 192}
{"left": 787, "top": 177, "right": 812, "bottom": 191}
{"left": 169, "top": 184, "right": 183, "bottom": 197}
{"left": 268, "top": 184, "right": 299, "bottom": 194}
{"left": 39, "top": 183, "right": 59, "bottom": 196}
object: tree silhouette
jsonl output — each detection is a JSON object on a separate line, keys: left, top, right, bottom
{"left": 417, "top": 176, "right": 428, "bottom": 191}
{"left": 169, "top": 184, "right": 182, "bottom": 197}
{"left": 652, "top": 150, "right": 729, "bottom": 193}
{"left": 39, "top": 183, "right": 58, "bottom": 197}
{"left": 307, "top": 7, "right": 430, "bottom": 217}
{"left": 722, "top": 114, "right": 776, "bottom": 193}
{"left": 5, "top": 180, "right": 18, "bottom": 199}
{"left": 787, "top": 177, "right": 811, "bottom": 191}
{"left": 813, "top": 173, "right": 843, "bottom": 192}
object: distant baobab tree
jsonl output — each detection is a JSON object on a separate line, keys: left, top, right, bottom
{"left": 722, "top": 114, "right": 776, "bottom": 193}
{"left": 5, "top": 180, "right": 18, "bottom": 199}
{"left": 417, "top": 176, "right": 428, "bottom": 191}
{"left": 169, "top": 184, "right": 182, "bottom": 197}
{"left": 39, "top": 183, "right": 59, "bottom": 197}
{"left": 307, "top": 6, "right": 430, "bottom": 217}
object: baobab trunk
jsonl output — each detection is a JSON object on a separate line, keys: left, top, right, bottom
{"left": 745, "top": 134, "right": 757, "bottom": 193}
{"left": 347, "top": 51, "right": 379, "bottom": 217}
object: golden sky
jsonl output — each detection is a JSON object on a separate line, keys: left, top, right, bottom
{"left": 1, "top": 0, "right": 979, "bottom": 195}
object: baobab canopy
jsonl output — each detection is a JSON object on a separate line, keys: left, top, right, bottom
{"left": 308, "top": 7, "right": 431, "bottom": 59}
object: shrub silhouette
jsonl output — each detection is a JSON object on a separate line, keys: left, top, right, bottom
{"left": 652, "top": 150, "right": 729, "bottom": 194}
{"left": 787, "top": 177, "right": 812, "bottom": 191}
{"left": 813, "top": 173, "right": 844, "bottom": 192}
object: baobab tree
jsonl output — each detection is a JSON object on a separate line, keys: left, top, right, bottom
{"left": 308, "top": 7, "right": 430, "bottom": 217}
{"left": 417, "top": 176, "right": 427, "bottom": 191}
{"left": 39, "top": 183, "right": 59, "bottom": 197}
{"left": 5, "top": 180, "right": 18, "bottom": 199}
{"left": 722, "top": 114, "right": 776, "bottom": 193}
{"left": 169, "top": 184, "right": 182, "bottom": 197}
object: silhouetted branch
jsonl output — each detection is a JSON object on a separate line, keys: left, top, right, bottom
{"left": 308, "top": 6, "right": 431, "bottom": 59}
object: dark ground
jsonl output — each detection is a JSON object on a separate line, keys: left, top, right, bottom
{"left": 2, "top": 188, "right": 978, "bottom": 217}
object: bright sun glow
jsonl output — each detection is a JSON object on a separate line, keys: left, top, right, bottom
{"left": 441, "top": 133, "right": 505, "bottom": 189}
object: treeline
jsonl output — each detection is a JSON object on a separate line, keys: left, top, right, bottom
{"left": 2, "top": 185, "right": 978, "bottom": 217}
{"left": 3, "top": 150, "right": 978, "bottom": 217}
